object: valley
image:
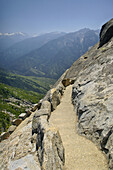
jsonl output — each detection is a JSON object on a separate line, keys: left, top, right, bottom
{"left": 0, "top": 69, "right": 55, "bottom": 134}
{"left": 0, "top": 29, "right": 99, "bottom": 136}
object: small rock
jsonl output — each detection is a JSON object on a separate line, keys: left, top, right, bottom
{"left": 25, "top": 109, "right": 32, "bottom": 116}
{"left": 12, "top": 119, "right": 22, "bottom": 126}
{"left": 31, "top": 100, "right": 42, "bottom": 112}
{"left": 62, "top": 78, "right": 74, "bottom": 87}
{"left": 8, "top": 125, "right": 16, "bottom": 134}
{"left": 0, "top": 132, "right": 10, "bottom": 141}
{"left": 19, "top": 113, "right": 27, "bottom": 120}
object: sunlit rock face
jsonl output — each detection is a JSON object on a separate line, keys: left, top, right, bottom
{"left": 99, "top": 18, "right": 113, "bottom": 48}
{"left": 65, "top": 18, "right": 113, "bottom": 169}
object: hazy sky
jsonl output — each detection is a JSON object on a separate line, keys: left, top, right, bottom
{"left": 0, "top": 0, "right": 113, "bottom": 34}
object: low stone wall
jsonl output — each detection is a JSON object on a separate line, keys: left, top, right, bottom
{"left": 32, "top": 81, "right": 66, "bottom": 169}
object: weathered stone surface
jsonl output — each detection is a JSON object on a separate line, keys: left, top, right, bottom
{"left": 32, "top": 109, "right": 49, "bottom": 135}
{"left": 42, "top": 83, "right": 64, "bottom": 113}
{"left": 32, "top": 105, "right": 65, "bottom": 169}
{"left": 41, "top": 101, "right": 51, "bottom": 120}
{"left": 41, "top": 101, "right": 51, "bottom": 113}
{"left": 99, "top": 18, "right": 113, "bottom": 48}
{"left": 50, "top": 88, "right": 61, "bottom": 111}
{"left": 32, "top": 100, "right": 42, "bottom": 112}
{"left": 25, "top": 108, "right": 32, "bottom": 116}
{"left": 12, "top": 119, "right": 22, "bottom": 126}
{"left": 31, "top": 74, "right": 65, "bottom": 169}
{"left": 36, "top": 127, "right": 65, "bottom": 170}
{"left": 8, "top": 125, "right": 16, "bottom": 134}
{"left": 0, "top": 113, "right": 41, "bottom": 170}
{"left": 42, "top": 128, "right": 65, "bottom": 170}
{"left": 56, "top": 82, "right": 65, "bottom": 96}
{"left": 66, "top": 19, "right": 113, "bottom": 169}
{"left": 0, "top": 131, "right": 10, "bottom": 141}
{"left": 19, "top": 113, "right": 27, "bottom": 120}
{"left": 8, "top": 154, "right": 40, "bottom": 170}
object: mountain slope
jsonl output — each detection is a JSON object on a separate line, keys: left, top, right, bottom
{"left": 8, "top": 29, "right": 99, "bottom": 79}
{"left": 0, "top": 68, "right": 55, "bottom": 134}
{"left": 0, "top": 32, "right": 66, "bottom": 68}
{"left": 0, "top": 32, "right": 29, "bottom": 52}
{"left": 0, "top": 69, "right": 55, "bottom": 94}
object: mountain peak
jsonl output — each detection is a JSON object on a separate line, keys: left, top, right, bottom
{"left": 0, "top": 32, "right": 28, "bottom": 37}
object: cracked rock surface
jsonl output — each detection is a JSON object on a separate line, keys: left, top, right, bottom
{"left": 65, "top": 19, "right": 113, "bottom": 169}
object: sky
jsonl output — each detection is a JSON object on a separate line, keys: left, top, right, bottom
{"left": 0, "top": 0, "right": 113, "bottom": 34}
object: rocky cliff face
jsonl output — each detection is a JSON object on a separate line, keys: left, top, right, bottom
{"left": 65, "top": 18, "right": 113, "bottom": 169}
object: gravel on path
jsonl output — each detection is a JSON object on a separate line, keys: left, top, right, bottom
{"left": 50, "top": 85, "right": 108, "bottom": 170}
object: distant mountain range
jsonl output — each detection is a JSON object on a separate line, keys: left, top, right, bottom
{"left": 0, "top": 32, "right": 30, "bottom": 52}
{"left": 0, "top": 29, "right": 99, "bottom": 79}
{"left": 0, "top": 32, "right": 66, "bottom": 66}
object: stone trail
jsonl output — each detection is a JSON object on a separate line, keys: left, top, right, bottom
{"left": 50, "top": 85, "right": 108, "bottom": 170}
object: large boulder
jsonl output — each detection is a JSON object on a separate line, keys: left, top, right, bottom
{"left": 32, "top": 109, "right": 49, "bottom": 135}
{"left": 99, "top": 18, "right": 113, "bottom": 48}
{"left": 50, "top": 88, "right": 61, "bottom": 111}
{"left": 69, "top": 19, "right": 113, "bottom": 169}
{"left": 41, "top": 101, "right": 51, "bottom": 114}
{"left": 41, "top": 128, "right": 65, "bottom": 170}
{"left": 40, "top": 101, "right": 51, "bottom": 121}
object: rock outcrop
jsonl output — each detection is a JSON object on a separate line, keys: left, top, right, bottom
{"left": 0, "top": 80, "right": 65, "bottom": 170}
{"left": 0, "top": 113, "right": 41, "bottom": 170}
{"left": 99, "top": 18, "right": 113, "bottom": 48}
{"left": 0, "top": 68, "right": 66, "bottom": 170}
{"left": 65, "top": 18, "right": 113, "bottom": 169}
{"left": 32, "top": 82, "right": 65, "bottom": 169}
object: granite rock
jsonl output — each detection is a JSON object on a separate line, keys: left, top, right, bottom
{"left": 0, "top": 131, "right": 10, "bottom": 141}
{"left": 12, "top": 119, "right": 22, "bottom": 126}
{"left": 99, "top": 18, "right": 113, "bottom": 48}
{"left": 65, "top": 19, "right": 113, "bottom": 169}
{"left": 19, "top": 113, "right": 27, "bottom": 120}
{"left": 8, "top": 125, "right": 16, "bottom": 134}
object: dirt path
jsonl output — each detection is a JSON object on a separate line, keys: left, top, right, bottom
{"left": 50, "top": 85, "right": 108, "bottom": 170}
